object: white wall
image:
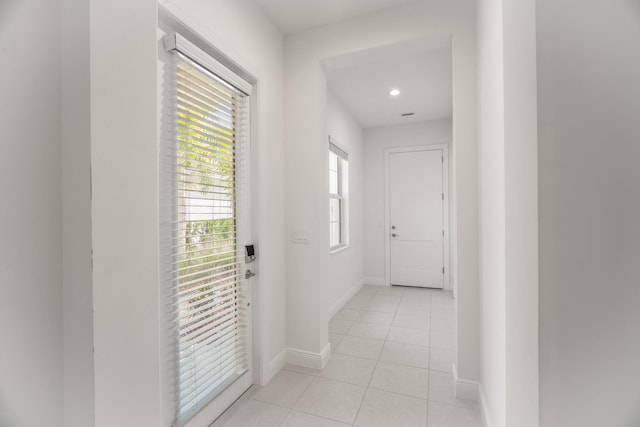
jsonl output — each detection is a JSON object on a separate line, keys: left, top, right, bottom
{"left": 61, "top": 0, "right": 94, "bottom": 425}
{"left": 326, "top": 91, "right": 365, "bottom": 316}
{"left": 537, "top": 1, "right": 640, "bottom": 426}
{"left": 363, "top": 120, "right": 452, "bottom": 285}
{"left": 502, "top": 1, "right": 538, "bottom": 425}
{"left": 0, "top": 1, "right": 64, "bottom": 426}
{"left": 91, "top": 0, "right": 161, "bottom": 425}
{"left": 477, "top": 0, "right": 506, "bottom": 424}
{"left": 285, "top": 0, "right": 479, "bottom": 381}
{"left": 91, "top": 0, "right": 286, "bottom": 424}
{"left": 477, "top": 0, "right": 539, "bottom": 425}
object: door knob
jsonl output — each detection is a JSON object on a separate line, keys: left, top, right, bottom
{"left": 391, "top": 233, "right": 399, "bottom": 237}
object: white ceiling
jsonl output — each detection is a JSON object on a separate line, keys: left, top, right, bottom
{"left": 252, "top": 1, "right": 453, "bottom": 129}
{"left": 253, "top": 0, "right": 418, "bottom": 35}
{"left": 326, "top": 44, "right": 452, "bottom": 129}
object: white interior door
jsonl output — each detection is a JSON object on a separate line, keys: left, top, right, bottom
{"left": 388, "top": 149, "right": 444, "bottom": 288}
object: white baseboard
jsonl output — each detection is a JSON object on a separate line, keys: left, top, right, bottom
{"left": 479, "top": 385, "right": 493, "bottom": 427}
{"left": 287, "top": 343, "right": 331, "bottom": 370}
{"left": 328, "top": 278, "right": 365, "bottom": 319}
{"left": 363, "top": 277, "right": 385, "bottom": 286}
{"left": 452, "top": 363, "right": 480, "bottom": 401}
{"left": 262, "top": 347, "right": 288, "bottom": 385}
{"left": 319, "top": 343, "right": 331, "bottom": 368}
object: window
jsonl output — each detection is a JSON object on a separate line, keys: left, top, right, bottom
{"left": 161, "top": 32, "right": 252, "bottom": 426}
{"left": 329, "top": 139, "right": 349, "bottom": 250}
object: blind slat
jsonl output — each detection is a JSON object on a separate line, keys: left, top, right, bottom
{"left": 177, "top": 326, "right": 248, "bottom": 384}
{"left": 178, "top": 341, "right": 247, "bottom": 390}
{"left": 171, "top": 239, "right": 237, "bottom": 254}
{"left": 178, "top": 316, "right": 243, "bottom": 357}
{"left": 174, "top": 275, "right": 239, "bottom": 302}
{"left": 178, "top": 355, "right": 246, "bottom": 409}
{"left": 169, "top": 247, "right": 238, "bottom": 262}
{"left": 178, "top": 346, "right": 247, "bottom": 395}
{"left": 176, "top": 66, "right": 238, "bottom": 106}
{"left": 176, "top": 77, "right": 237, "bottom": 110}
{"left": 177, "top": 295, "right": 238, "bottom": 334}
{"left": 176, "top": 122, "right": 236, "bottom": 149}
{"left": 176, "top": 106, "right": 236, "bottom": 138}
{"left": 175, "top": 266, "right": 238, "bottom": 292}
{"left": 175, "top": 265, "right": 237, "bottom": 291}
{"left": 173, "top": 256, "right": 237, "bottom": 276}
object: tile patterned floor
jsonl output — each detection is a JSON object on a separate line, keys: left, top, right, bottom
{"left": 213, "top": 285, "right": 483, "bottom": 427}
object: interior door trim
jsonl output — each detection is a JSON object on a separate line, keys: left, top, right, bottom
{"left": 384, "top": 144, "right": 450, "bottom": 289}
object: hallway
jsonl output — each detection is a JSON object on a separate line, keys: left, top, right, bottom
{"left": 213, "top": 285, "right": 482, "bottom": 427}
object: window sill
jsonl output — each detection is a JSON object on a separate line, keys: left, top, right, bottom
{"left": 330, "top": 245, "right": 349, "bottom": 255}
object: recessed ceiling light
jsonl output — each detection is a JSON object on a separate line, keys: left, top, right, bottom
{"left": 389, "top": 89, "right": 400, "bottom": 96}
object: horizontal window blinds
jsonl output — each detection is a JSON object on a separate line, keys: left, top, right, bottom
{"left": 162, "top": 46, "right": 250, "bottom": 426}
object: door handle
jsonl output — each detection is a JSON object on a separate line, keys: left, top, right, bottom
{"left": 391, "top": 233, "right": 399, "bottom": 238}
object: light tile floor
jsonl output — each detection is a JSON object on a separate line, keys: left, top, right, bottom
{"left": 213, "top": 285, "right": 483, "bottom": 427}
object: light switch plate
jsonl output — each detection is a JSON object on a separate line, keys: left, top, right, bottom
{"left": 291, "top": 231, "right": 310, "bottom": 244}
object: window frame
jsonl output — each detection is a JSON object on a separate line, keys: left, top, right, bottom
{"left": 329, "top": 139, "right": 349, "bottom": 252}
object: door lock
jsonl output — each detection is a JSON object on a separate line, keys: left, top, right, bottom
{"left": 245, "top": 269, "right": 256, "bottom": 279}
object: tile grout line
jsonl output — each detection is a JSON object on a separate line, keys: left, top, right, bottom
{"left": 366, "top": 384, "right": 432, "bottom": 402}
{"left": 426, "top": 290, "right": 434, "bottom": 426}
{"left": 350, "top": 287, "right": 385, "bottom": 425}
{"left": 350, "top": 285, "right": 404, "bottom": 426}
{"left": 274, "top": 370, "right": 318, "bottom": 427}
{"left": 320, "top": 287, "right": 392, "bottom": 425}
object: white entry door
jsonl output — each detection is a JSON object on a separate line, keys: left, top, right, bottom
{"left": 388, "top": 148, "right": 445, "bottom": 288}
{"left": 161, "top": 35, "right": 255, "bottom": 427}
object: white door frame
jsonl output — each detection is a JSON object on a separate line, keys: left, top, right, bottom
{"left": 384, "top": 144, "right": 450, "bottom": 289}
{"left": 158, "top": 6, "right": 263, "bottom": 426}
